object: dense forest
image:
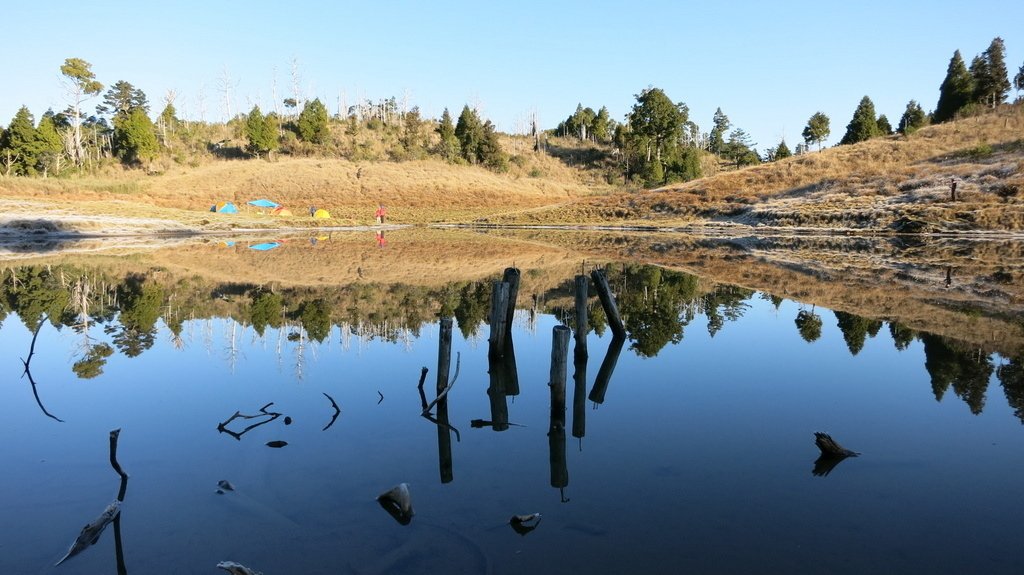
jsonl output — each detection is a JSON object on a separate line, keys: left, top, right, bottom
{"left": 2, "top": 262, "right": 1020, "bottom": 422}
{"left": 1, "top": 38, "right": 1021, "bottom": 188}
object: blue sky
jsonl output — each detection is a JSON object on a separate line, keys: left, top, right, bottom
{"left": 4, "top": 1, "right": 1022, "bottom": 150}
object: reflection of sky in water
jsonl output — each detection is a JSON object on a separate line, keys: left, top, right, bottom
{"left": 2, "top": 293, "right": 1023, "bottom": 574}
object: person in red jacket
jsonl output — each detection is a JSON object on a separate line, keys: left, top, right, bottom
{"left": 375, "top": 204, "right": 387, "bottom": 224}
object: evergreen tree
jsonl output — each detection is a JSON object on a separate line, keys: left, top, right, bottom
{"left": 839, "top": 96, "right": 881, "bottom": 145}
{"left": 36, "top": 111, "right": 65, "bottom": 176}
{"left": 774, "top": 138, "right": 792, "bottom": 160}
{"left": 876, "top": 114, "right": 893, "bottom": 136}
{"left": 628, "top": 87, "right": 688, "bottom": 183}
{"left": 934, "top": 50, "right": 974, "bottom": 123}
{"left": 709, "top": 107, "right": 730, "bottom": 154}
{"left": 802, "top": 112, "right": 830, "bottom": 150}
{"left": 723, "top": 128, "right": 759, "bottom": 167}
{"left": 435, "top": 108, "right": 460, "bottom": 161}
{"left": 0, "top": 106, "right": 41, "bottom": 176}
{"left": 898, "top": 100, "right": 928, "bottom": 135}
{"left": 97, "top": 80, "right": 149, "bottom": 118}
{"left": 245, "top": 105, "right": 277, "bottom": 158}
{"left": 1015, "top": 61, "right": 1024, "bottom": 95}
{"left": 973, "top": 37, "right": 1011, "bottom": 108}
{"left": 478, "top": 120, "right": 508, "bottom": 172}
{"left": 113, "top": 107, "right": 158, "bottom": 165}
{"left": 454, "top": 105, "right": 484, "bottom": 164}
{"left": 592, "top": 106, "right": 612, "bottom": 143}
{"left": 296, "top": 98, "right": 330, "bottom": 144}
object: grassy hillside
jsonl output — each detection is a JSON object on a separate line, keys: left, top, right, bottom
{"left": 488, "top": 105, "right": 1024, "bottom": 232}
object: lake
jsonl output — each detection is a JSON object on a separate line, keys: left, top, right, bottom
{"left": 2, "top": 228, "right": 1023, "bottom": 574}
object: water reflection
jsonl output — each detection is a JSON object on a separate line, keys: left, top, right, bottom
{"left": 3, "top": 260, "right": 1023, "bottom": 422}
{"left": 4, "top": 233, "right": 1024, "bottom": 574}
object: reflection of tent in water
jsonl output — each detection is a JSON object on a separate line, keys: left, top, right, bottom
{"left": 313, "top": 209, "right": 331, "bottom": 219}
{"left": 249, "top": 242, "right": 281, "bottom": 251}
{"left": 220, "top": 241, "right": 235, "bottom": 247}
{"left": 247, "top": 199, "right": 279, "bottom": 208}
{"left": 272, "top": 206, "right": 293, "bottom": 216}
{"left": 210, "top": 201, "right": 239, "bottom": 213}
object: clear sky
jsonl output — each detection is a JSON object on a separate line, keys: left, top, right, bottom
{"left": 4, "top": 1, "right": 1022, "bottom": 150}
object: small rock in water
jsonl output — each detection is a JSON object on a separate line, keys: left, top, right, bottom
{"left": 217, "top": 480, "right": 235, "bottom": 491}
{"left": 284, "top": 416, "right": 293, "bottom": 425}
{"left": 266, "top": 440, "right": 288, "bottom": 448}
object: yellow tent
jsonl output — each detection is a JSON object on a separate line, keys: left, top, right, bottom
{"left": 313, "top": 209, "right": 331, "bottom": 219}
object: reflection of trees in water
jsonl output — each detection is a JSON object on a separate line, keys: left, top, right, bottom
{"left": 998, "top": 358, "right": 1024, "bottom": 422}
{"left": 889, "top": 321, "right": 916, "bottom": 351}
{"left": 4, "top": 262, "right": 1024, "bottom": 424}
{"left": 921, "top": 333, "right": 993, "bottom": 414}
{"left": 833, "top": 311, "right": 883, "bottom": 356}
{"left": 795, "top": 308, "right": 823, "bottom": 342}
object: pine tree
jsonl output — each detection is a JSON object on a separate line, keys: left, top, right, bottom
{"left": 839, "top": 96, "right": 881, "bottom": 145}
{"left": 454, "top": 105, "right": 484, "bottom": 164}
{"left": 802, "top": 112, "right": 830, "bottom": 150}
{"left": 934, "top": 50, "right": 974, "bottom": 123}
{"left": 973, "top": 37, "right": 1011, "bottom": 108}
{"left": 113, "top": 107, "right": 158, "bottom": 165}
{"left": 478, "top": 120, "right": 508, "bottom": 172}
{"left": 592, "top": 106, "right": 611, "bottom": 143}
{"left": 59, "top": 58, "right": 103, "bottom": 166}
{"left": 1015, "top": 61, "right": 1024, "bottom": 95}
{"left": 435, "top": 108, "right": 460, "bottom": 161}
{"left": 709, "top": 107, "right": 730, "bottom": 154}
{"left": 36, "top": 111, "right": 65, "bottom": 176}
{"left": 774, "top": 139, "right": 792, "bottom": 160}
{"left": 245, "top": 105, "right": 277, "bottom": 158}
{"left": 898, "top": 100, "right": 928, "bottom": 135}
{"left": 97, "top": 80, "right": 149, "bottom": 118}
{"left": 0, "top": 106, "right": 41, "bottom": 176}
{"left": 297, "top": 98, "right": 330, "bottom": 144}
{"left": 876, "top": 115, "right": 893, "bottom": 136}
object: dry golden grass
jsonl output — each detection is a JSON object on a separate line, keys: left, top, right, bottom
{"left": 489, "top": 105, "right": 1024, "bottom": 232}
{"left": 0, "top": 155, "right": 593, "bottom": 225}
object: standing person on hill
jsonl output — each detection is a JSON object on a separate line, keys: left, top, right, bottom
{"left": 375, "top": 204, "right": 387, "bottom": 225}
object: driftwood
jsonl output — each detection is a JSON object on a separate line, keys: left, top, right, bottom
{"left": 56, "top": 429, "right": 129, "bottom": 567}
{"left": 20, "top": 314, "right": 64, "bottom": 422}
{"left": 217, "top": 402, "right": 283, "bottom": 440}
{"left": 322, "top": 392, "right": 341, "bottom": 431}
{"left": 422, "top": 352, "right": 461, "bottom": 416}
{"left": 814, "top": 432, "right": 859, "bottom": 457}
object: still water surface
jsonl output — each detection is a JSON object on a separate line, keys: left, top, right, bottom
{"left": 2, "top": 232, "right": 1023, "bottom": 574}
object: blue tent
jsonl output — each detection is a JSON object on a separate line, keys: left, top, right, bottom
{"left": 248, "top": 199, "right": 280, "bottom": 208}
{"left": 210, "top": 201, "right": 239, "bottom": 213}
{"left": 249, "top": 242, "right": 281, "bottom": 251}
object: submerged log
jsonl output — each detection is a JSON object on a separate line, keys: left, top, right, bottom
{"left": 55, "top": 501, "right": 121, "bottom": 566}
{"left": 814, "top": 432, "right": 860, "bottom": 457}
{"left": 217, "top": 561, "right": 263, "bottom": 575}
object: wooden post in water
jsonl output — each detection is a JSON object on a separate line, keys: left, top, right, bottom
{"left": 487, "top": 355, "right": 511, "bottom": 431}
{"left": 549, "top": 325, "right": 570, "bottom": 496}
{"left": 589, "top": 334, "right": 625, "bottom": 404}
{"left": 437, "top": 318, "right": 452, "bottom": 395}
{"left": 502, "top": 267, "right": 521, "bottom": 338}
{"left": 574, "top": 275, "right": 589, "bottom": 359}
{"left": 591, "top": 269, "right": 625, "bottom": 339}
{"left": 488, "top": 281, "right": 510, "bottom": 358}
{"left": 436, "top": 318, "right": 454, "bottom": 483}
{"left": 572, "top": 353, "right": 587, "bottom": 440}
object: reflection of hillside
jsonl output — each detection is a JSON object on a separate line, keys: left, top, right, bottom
{"left": 4, "top": 227, "right": 1023, "bottom": 358}
{"left": 487, "top": 230, "right": 1024, "bottom": 357}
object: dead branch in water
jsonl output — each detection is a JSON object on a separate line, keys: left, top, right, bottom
{"left": 322, "top": 392, "right": 341, "bottom": 431}
{"left": 217, "top": 402, "right": 283, "bottom": 440}
{"left": 422, "top": 352, "right": 461, "bottom": 416}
